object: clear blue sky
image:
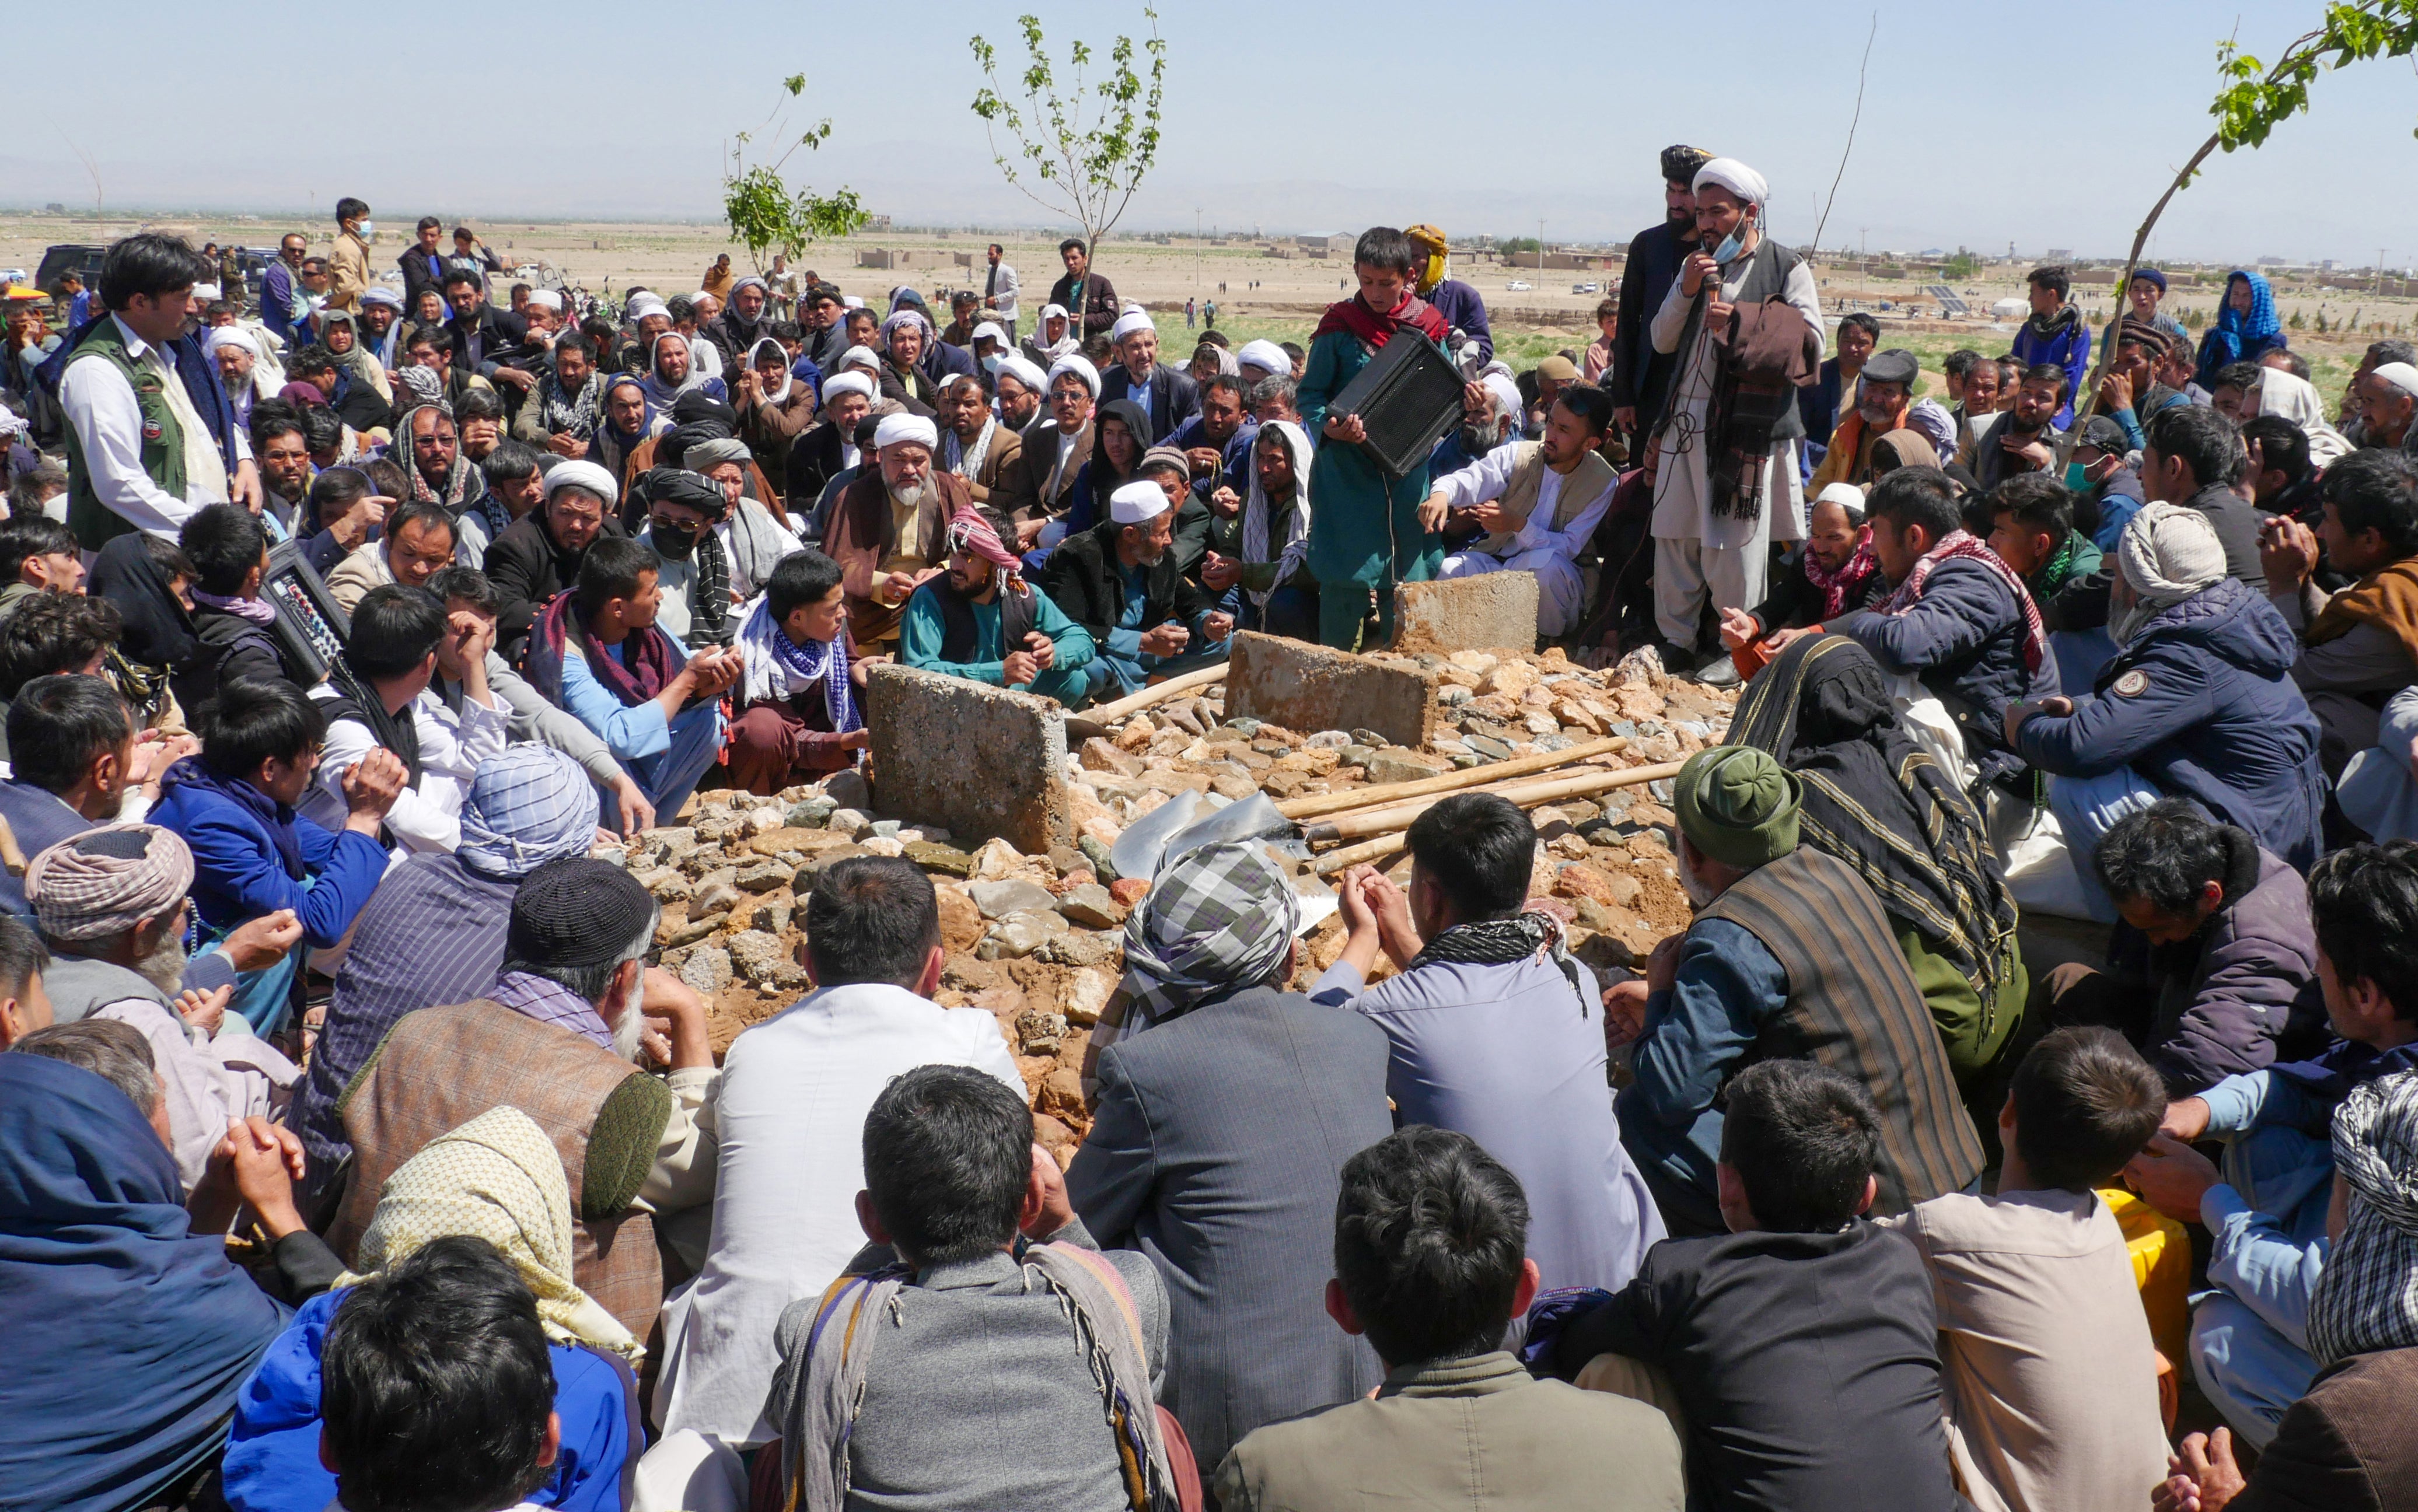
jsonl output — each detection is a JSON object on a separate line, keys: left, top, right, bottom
{"left": 9, "top": 0, "right": 2414, "bottom": 265}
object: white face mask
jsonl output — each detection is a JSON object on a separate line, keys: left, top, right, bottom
{"left": 355, "top": 219, "right": 375, "bottom": 241}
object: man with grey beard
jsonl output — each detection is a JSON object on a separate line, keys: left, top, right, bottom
{"left": 22, "top": 823, "right": 302, "bottom": 1188}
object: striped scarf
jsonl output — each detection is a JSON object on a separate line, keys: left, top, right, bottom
{"left": 1875, "top": 529, "right": 2046, "bottom": 674}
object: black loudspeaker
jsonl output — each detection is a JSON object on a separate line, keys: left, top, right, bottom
{"left": 1326, "top": 331, "right": 1466, "bottom": 481}
{"left": 258, "top": 540, "right": 352, "bottom": 684}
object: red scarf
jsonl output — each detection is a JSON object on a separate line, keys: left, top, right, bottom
{"left": 1312, "top": 290, "right": 1449, "bottom": 351}
{"left": 1876, "top": 530, "right": 2047, "bottom": 674}
{"left": 522, "top": 589, "right": 682, "bottom": 709}
{"left": 1802, "top": 536, "right": 1878, "bottom": 620}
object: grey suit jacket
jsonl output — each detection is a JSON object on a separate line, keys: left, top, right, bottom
{"left": 1068, "top": 986, "right": 1395, "bottom": 1474}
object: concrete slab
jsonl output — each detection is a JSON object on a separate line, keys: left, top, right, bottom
{"left": 866, "top": 664, "right": 1070, "bottom": 855}
{"left": 1224, "top": 631, "right": 1435, "bottom": 748}
{"left": 1393, "top": 573, "right": 1541, "bottom": 654}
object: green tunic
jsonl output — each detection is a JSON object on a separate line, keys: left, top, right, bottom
{"left": 1299, "top": 328, "right": 1446, "bottom": 649}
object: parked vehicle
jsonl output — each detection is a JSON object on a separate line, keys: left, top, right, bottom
{"left": 1505, "top": 279, "right": 1532, "bottom": 292}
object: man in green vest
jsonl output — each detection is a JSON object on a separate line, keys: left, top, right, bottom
{"left": 58, "top": 235, "right": 259, "bottom": 551}
{"left": 1606, "top": 745, "right": 1986, "bottom": 1233}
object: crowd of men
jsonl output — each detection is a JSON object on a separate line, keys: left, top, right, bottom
{"left": 2, "top": 154, "right": 2418, "bottom": 1512}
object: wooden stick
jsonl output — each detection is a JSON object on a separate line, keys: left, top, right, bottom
{"left": 1303, "top": 761, "right": 1686, "bottom": 846}
{"left": 1086, "top": 663, "right": 1228, "bottom": 723}
{"left": 1276, "top": 736, "right": 1629, "bottom": 821}
{"left": 1312, "top": 835, "right": 1410, "bottom": 877}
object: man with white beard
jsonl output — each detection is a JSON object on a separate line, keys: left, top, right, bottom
{"left": 327, "top": 856, "right": 724, "bottom": 1317}
{"left": 22, "top": 823, "right": 301, "bottom": 1190}
{"left": 206, "top": 326, "right": 277, "bottom": 431}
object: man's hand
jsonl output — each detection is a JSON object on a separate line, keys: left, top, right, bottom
{"left": 2259, "top": 514, "right": 2320, "bottom": 594}
{"left": 639, "top": 965, "right": 712, "bottom": 1069}
{"left": 2097, "top": 371, "right": 2136, "bottom": 413}
{"left": 1613, "top": 404, "right": 1639, "bottom": 433}
{"left": 1643, "top": 932, "right": 1685, "bottom": 994}
{"left": 1015, "top": 515, "right": 1047, "bottom": 548}
{"left": 219, "top": 909, "right": 302, "bottom": 972}
{"left": 1002, "top": 649, "right": 1040, "bottom": 687}
{"left": 2003, "top": 433, "right": 2055, "bottom": 472}
{"left": 611, "top": 778, "right": 655, "bottom": 836}
{"left": 1024, "top": 630, "right": 1057, "bottom": 670}
{"left": 363, "top": 495, "right": 393, "bottom": 529}
{"left": 174, "top": 984, "right": 232, "bottom": 1035}
{"left": 341, "top": 747, "right": 408, "bottom": 821}
{"left": 1717, "top": 606, "right": 1760, "bottom": 653}
{"left": 1201, "top": 611, "right": 1234, "bottom": 642}
{"left": 1323, "top": 412, "right": 1367, "bottom": 446}
{"left": 840, "top": 728, "right": 872, "bottom": 750}
{"left": 1208, "top": 484, "right": 1241, "bottom": 520}
{"left": 1470, "top": 500, "right": 1512, "bottom": 534}
{"left": 1603, "top": 978, "right": 1648, "bottom": 1051}
{"left": 231, "top": 458, "right": 263, "bottom": 514}
{"left": 1417, "top": 491, "right": 1451, "bottom": 534}
{"left": 1184, "top": 446, "right": 1222, "bottom": 478}
{"left": 546, "top": 432, "right": 588, "bottom": 459}
{"left": 1021, "top": 1142, "right": 1077, "bottom": 1236}
{"left": 1679, "top": 250, "right": 1720, "bottom": 299}
{"left": 880, "top": 570, "right": 919, "bottom": 606}
{"left": 1200, "top": 552, "right": 1242, "bottom": 592}
{"left": 2154, "top": 1429, "right": 2245, "bottom": 1512}
{"left": 1762, "top": 624, "right": 1821, "bottom": 656}
{"left": 129, "top": 730, "right": 200, "bottom": 788}
{"left": 1139, "top": 622, "right": 1190, "bottom": 657}
{"left": 2002, "top": 694, "right": 2074, "bottom": 747}
{"left": 2161, "top": 1096, "right": 2213, "bottom": 1142}
{"left": 195, "top": 1117, "right": 308, "bottom": 1240}
{"left": 494, "top": 366, "right": 536, "bottom": 391}
{"left": 684, "top": 646, "right": 743, "bottom": 699}
{"left": 736, "top": 368, "right": 760, "bottom": 404}
{"left": 1337, "top": 864, "right": 1381, "bottom": 939}
{"left": 2125, "top": 1131, "right": 2224, "bottom": 1222}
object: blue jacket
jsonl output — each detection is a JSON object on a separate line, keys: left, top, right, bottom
{"left": 1798, "top": 356, "right": 1845, "bottom": 478}
{"left": 148, "top": 760, "right": 391, "bottom": 949}
{"left": 1833, "top": 555, "right": 2059, "bottom": 789}
{"left": 1168, "top": 412, "right": 1257, "bottom": 495}
{"left": 219, "top": 1289, "right": 638, "bottom": 1512}
{"left": 2010, "top": 308, "right": 2092, "bottom": 429}
{"left": 2015, "top": 578, "right": 2326, "bottom": 870}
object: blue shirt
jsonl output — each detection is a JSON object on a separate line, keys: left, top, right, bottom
{"left": 1618, "top": 918, "right": 1788, "bottom": 1196}
{"left": 1106, "top": 562, "right": 1151, "bottom": 660}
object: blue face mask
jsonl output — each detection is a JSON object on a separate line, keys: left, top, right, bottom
{"left": 2063, "top": 461, "right": 2090, "bottom": 492}
{"left": 1710, "top": 209, "right": 1755, "bottom": 267}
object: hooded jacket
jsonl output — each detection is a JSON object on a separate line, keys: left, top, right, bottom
{"left": 2016, "top": 577, "right": 2326, "bottom": 869}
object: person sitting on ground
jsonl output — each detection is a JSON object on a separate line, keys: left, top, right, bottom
{"left": 673, "top": 430, "right": 804, "bottom": 589}
{"left": 656, "top": 856, "right": 1025, "bottom": 1444}
{"left": 151, "top": 680, "right": 402, "bottom": 1037}
{"left": 2241, "top": 414, "right": 2325, "bottom": 530}
{"left": 297, "top": 584, "right": 491, "bottom": 857}
{"left": 224, "top": 1120, "right": 644, "bottom": 1512}
{"left": 935, "top": 371, "right": 1022, "bottom": 506}
{"left": 0, "top": 512, "right": 85, "bottom": 622}
{"left": 1971, "top": 363, "right": 2070, "bottom": 493}
{"left": 1068, "top": 841, "right": 1396, "bottom": 1475}
{"left": 760, "top": 1062, "right": 1181, "bottom": 1511}
{"left": 1197, "top": 418, "right": 1320, "bottom": 642}
{"left": 1726, "top": 636, "right": 2028, "bottom": 1095}
{"left": 2143, "top": 403, "right": 2266, "bottom": 583}
{"left": 1877, "top": 1027, "right": 2173, "bottom": 1512}
{"left": 323, "top": 498, "right": 456, "bottom": 614}
{"left": 726, "top": 549, "right": 866, "bottom": 794}
{"left": 2123, "top": 841, "right": 2418, "bottom": 1451}
{"left": 821, "top": 413, "right": 973, "bottom": 652}
{"left": 1987, "top": 473, "right": 2108, "bottom": 692}
{"left": 456, "top": 440, "right": 546, "bottom": 570}
{"left": 1717, "top": 482, "right": 1879, "bottom": 681}
{"left": 522, "top": 537, "right": 739, "bottom": 825}
{"left": 2258, "top": 450, "right": 2418, "bottom": 778}
{"left": 1817, "top": 466, "right": 2059, "bottom": 797}
{"left": 2153, "top": 1069, "right": 2418, "bottom": 1512}
{"left": 294, "top": 744, "right": 602, "bottom": 1202}
{"left": 0, "top": 1016, "right": 311, "bottom": 1512}
{"left": 2096, "top": 317, "right": 2193, "bottom": 457}
{"left": 331, "top": 858, "right": 721, "bottom": 1327}
{"left": 174, "top": 503, "right": 308, "bottom": 713}
{"left": 2068, "top": 415, "right": 2148, "bottom": 552}
{"left": 1315, "top": 792, "right": 1666, "bottom": 1291}
{"left": 293, "top": 465, "right": 382, "bottom": 579}
{"left": 484, "top": 459, "right": 626, "bottom": 662}
{"left": 1215, "top": 1126, "right": 1686, "bottom": 1512}
{"left": 2007, "top": 503, "right": 2326, "bottom": 891}
{"left": 1044, "top": 478, "right": 1234, "bottom": 702}
{"left": 902, "top": 506, "right": 1094, "bottom": 704}
{"left": 1810, "top": 347, "right": 1921, "bottom": 491}
{"left": 23, "top": 828, "right": 298, "bottom": 1188}
{"left": 0, "top": 589, "right": 123, "bottom": 761}
{"left": 0, "top": 674, "right": 200, "bottom": 911}
{"left": 1608, "top": 746, "right": 1985, "bottom": 1231}
{"left": 1425, "top": 383, "right": 1621, "bottom": 642}
{"left": 634, "top": 466, "right": 746, "bottom": 651}
{"left": 1544, "top": 1059, "right": 1965, "bottom": 1512}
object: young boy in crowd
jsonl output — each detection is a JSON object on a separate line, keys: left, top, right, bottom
{"left": 728, "top": 549, "right": 866, "bottom": 793}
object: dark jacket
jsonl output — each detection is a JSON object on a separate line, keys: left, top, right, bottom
{"left": 1971, "top": 411, "right": 2068, "bottom": 493}
{"left": 484, "top": 510, "right": 627, "bottom": 661}
{"left": 1424, "top": 278, "right": 1494, "bottom": 363}
{"left": 1549, "top": 1222, "right": 1962, "bottom": 1512}
{"left": 1067, "top": 986, "right": 1395, "bottom": 1475}
{"left": 785, "top": 421, "right": 859, "bottom": 523}
{"left": 448, "top": 303, "right": 527, "bottom": 380}
{"left": 1046, "top": 270, "right": 1122, "bottom": 341}
{"left": 1799, "top": 356, "right": 1846, "bottom": 477}
{"left": 1744, "top": 546, "right": 1884, "bottom": 639}
{"left": 2112, "top": 827, "right": 2327, "bottom": 1097}
{"left": 396, "top": 246, "right": 450, "bottom": 309}
{"left": 2015, "top": 576, "right": 2326, "bottom": 870}
{"left": 1833, "top": 555, "right": 2060, "bottom": 788}
{"left": 1611, "top": 220, "right": 1693, "bottom": 431}
{"left": 2234, "top": 1347, "right": 2418, "bottom": 1512}
{"left": 1099, "top": 362, "right": 1200, "bottom": 445}
{"left": 1042, "top": 517, "right": 1215, "bottom": 646}
{"left": 176, "top": 606, "right": 295, "bottom": 717}
{"left": 918, "top": 338, "right": 978, "bottom": 388}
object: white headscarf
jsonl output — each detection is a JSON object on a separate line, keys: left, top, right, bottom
{"left": 746, "top": 337, "right": 793, "bottom": 406}
{"left": 1240, "top": 420, "right": 1314, "bottom": 610}
{"left": 2253, "top": 368, "right": 2351, "bottom": 467}
{"left": 1236, "top": 340, "right": 1289, "bottom": 379}
{"left": 1693, "top": 157, "right": 1770, "bottom": 205}
{"left": 1032, "top": 303, "right": 1078, "bottom": 362}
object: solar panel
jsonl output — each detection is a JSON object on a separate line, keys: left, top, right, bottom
{"left": 1926, "top": 284, "right": 1970, "bottom": 317}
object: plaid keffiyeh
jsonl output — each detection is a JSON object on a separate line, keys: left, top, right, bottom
{"left": 2310, "top": 1070, "right": 2418, "bottom": 1365}
{"left": 1112, "top": 841, "right": 1299, "bottom": 1035}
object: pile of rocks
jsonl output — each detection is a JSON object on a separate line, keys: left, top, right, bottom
{"left": 617, "top": 648, "right": 1736, "bottom": 1163}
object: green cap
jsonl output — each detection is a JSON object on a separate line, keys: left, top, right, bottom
{"left": 1675, "top": 746, "right": 1801, "bottom": 870}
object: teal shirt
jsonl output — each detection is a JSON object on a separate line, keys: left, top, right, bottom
{"left": 1299, "top": 326, "right": 1449, "bottom": 587}
{"left": 900, "top": 582, "right": 1096, "bottom": 688}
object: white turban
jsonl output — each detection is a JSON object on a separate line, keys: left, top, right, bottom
{"left": 2113, "top": 501, "right": 2226, "bottom": 644}
{"left": 2372, "top": 362, "right": 2418, "bottom": 400}
{"left": 525, "top": 289, "right": 564, "bottom": 312}
{"left": 1237, "top": 340, "right": 1289, "bottom": 377}
{"left": 193, "top": 282, "right": 222, "bottom": 302}
{"left": 993, "top": 354, "right": 1048, "bottom": 396}
{"left": 971, "top": 322, "right": 1009, "bottom": 348}
{"left": 1048, "top": 353, "right": 1102, "bottom": 398}
{"left": 627, "top": 295, "right": 670, "bottom": 322}
{"left": 837, "top": 344, "right": 882, "bottom": 374}
{"left": 1480, "top": 371, "right": 1522, "bottom": 419}
{"left": 1109, "top": 479, "right": 1170, "bottom": 524}
{"left": 542, "top": 459, "right": 619, "bottom": 508}
{"left": 821, "top": 372, "right": 876, "bottom": 402}
{"left": 841, "top": 295, "right": 865, "bottom": 310}
{"left": 1814, "top": 481, "right": 1867, "bottom": 520}
{"left": 1111, "top": 309, "right": 1155, "bottom": 342}
{"left": 1693, "top": 156, "right": 1769, "bottom": 206}
{"left": 874, "top": 414, "right": 938, "bottom": 451}
{"left": 361, "top": 286, "right": 403, "bottom": 309}
{"left": 204, "top": 327, "right": 259, "bottom": 359}
{"left": 689, "top": 290, "right": 718, "bottom": 306}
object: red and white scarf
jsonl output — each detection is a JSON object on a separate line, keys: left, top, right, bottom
{"left": 1875, "top": 529, "right": 2046, "bottom": 674}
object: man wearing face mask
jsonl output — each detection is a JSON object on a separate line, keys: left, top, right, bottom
{"left": 1645, "top": 158, "right": 1823, "bottom": 674}
{"left": 1810, "top": 349, "right": 1920, "bottom": 491}
{"left": 638, "top": 468, "right": 740, "bottom": 650}
{"left": 1609, "top": 145, "right": 1712, "bottom": 446}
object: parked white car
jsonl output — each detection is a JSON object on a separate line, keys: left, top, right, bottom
{"left": 1505, "top": 279, "right": 1532, "bottom": 291}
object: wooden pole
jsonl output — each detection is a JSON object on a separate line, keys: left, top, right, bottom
{"left": 1084, "top": 663, "right": 1228, "bottom": 723}
{"left": 1311, "top": 834, "right": 1410, "bottom": 877}
{"left": 1275, "top": 737, "right": 1629, "bottom": 821}
{"left": 1303, "top": 761, "right": 1686, "bottom": 846}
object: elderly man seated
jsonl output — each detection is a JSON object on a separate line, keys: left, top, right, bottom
{"left": 522, "top": 537, "right": 739, "bottom": 825}
{"left": 1425, "top": 384, "right": 1620, "bottom": 642}
{"left": 292, "top": 744, "right": 603, "bottom": 1202}
{"left": 486, "top": 458, "right": 624, "bottom": 662}
{"left": 901, "top": 506, "right": 1093, "bottom": 704}
{"left": 1606, "top": 747, "right": 1984, "bottom": 1234}
{"left": 22, "top": 825, "right": 298, "bottom": 1189}
{"left": 1809, "top": 348, "right": 1920, "bottom": 491}
{"left": 822, "top": 413, "right": 975, "bottom": 652}
{"left": 330, "top": 857, "right": 721, "bottom": 1328}
{"left": 1044, "top": 479, "right": 1233, "bottom": 701}
{"left": 1714, "top": 483, "right": 1878, "bottom": 684}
